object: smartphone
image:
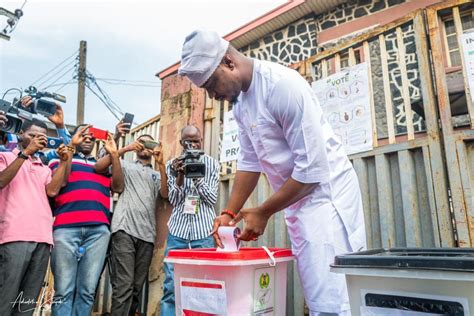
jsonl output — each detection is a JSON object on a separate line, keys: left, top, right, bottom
{"left": 143, "top": 140, "right": 160, "bottom": 150}
{"left": 47, "top": 136, "right": 64, "bottom": 149}
{"left": 122, "top": 113, "right": 134, "bottom": 130}
{"left": 89, "top": 127, "right": 108, "bottom": 141}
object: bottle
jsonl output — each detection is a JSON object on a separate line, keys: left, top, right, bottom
{"left": 75, "top": 246, "right": 85, "bottom": 261}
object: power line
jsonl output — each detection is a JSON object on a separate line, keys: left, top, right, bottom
{"left": 85, "top": 83, "right": 122, "bottom": 121}
{"left": 20, "top": 0, "right": 28, "bottom": 10}
{"left": 44, "top": 80, "right": 77, "bottom": 89}
{"left": 29, "top": 50, "right": 78, "bottom": 87}
{"left": 85, "top": 72, "right": 123, "bottom": 119}
{"left": 42, "top": 64, "right": 77, "bottom": 90}
{"left": 86, "top": 71, "right": 124, "bottom": 115}
{"left": 37, "top": 57, "right": 78, "bottom": 89}
{"left": 85, "top": 82, "right": 119, "bottom": 117}
{"left": 53, "top": 79, "right": 77, "bottom": 93}
{"left": 93, "top": 81, "right": 124, "bottom": 115}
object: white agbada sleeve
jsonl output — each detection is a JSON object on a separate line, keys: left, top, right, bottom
{"left": 235, "top": 112, "right": 262, "bottom": 173}
{"left": 268, "top": 76, "right": 330, "bottom": 184}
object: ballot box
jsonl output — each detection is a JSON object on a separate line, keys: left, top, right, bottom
{"left": 165, "top": 247, "right": 294, "bottom": 315}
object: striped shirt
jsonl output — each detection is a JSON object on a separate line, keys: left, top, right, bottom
{"left": 49, "top": 152, "right": 111, "bottom": 229}
{"left": 167, "top": 154, "right": 219, "bottom": 240}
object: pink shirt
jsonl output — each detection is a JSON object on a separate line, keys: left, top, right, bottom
{"left": 0, "top": 149, "right": 54, "bottom": 245}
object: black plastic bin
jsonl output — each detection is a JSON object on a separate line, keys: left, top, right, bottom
{"left": 331, "top": 248, "right": 474, "bottom": 316}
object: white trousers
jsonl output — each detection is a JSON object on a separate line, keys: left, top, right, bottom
{"left": 285, "top": 199, "right": 353, "bottom": 315}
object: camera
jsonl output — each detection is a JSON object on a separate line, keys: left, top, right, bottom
{"left": 0, "top": 99, "right": 23, "bottom": 133}
{"left": 16, "top": 86, "right": 66, "bottom": 117}
{"left": 0, "top": 86, "right": 66, "bottom": 134}
{"left": 179, "top": 140, "right": 206, "bottom": 179}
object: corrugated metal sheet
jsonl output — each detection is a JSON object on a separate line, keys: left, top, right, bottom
{"left": 426, "top": 0, "right": 474, "bottom": 247}
{"left": 353, "top": 146, "right": 438, "bottom": 248}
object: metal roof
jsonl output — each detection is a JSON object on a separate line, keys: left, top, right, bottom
{"left": 157, "top": 0, "right": 346, "bottom": 79}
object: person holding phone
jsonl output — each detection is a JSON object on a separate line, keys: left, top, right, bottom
{"left": 95, "top": 133, "right": 168, "bottom": 315}
{"left": 48, "top": 124, "right": 124, "bottom": 316}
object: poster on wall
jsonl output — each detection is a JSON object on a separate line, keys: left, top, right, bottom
{"left": 460, "top": 32, "right": 474, "bottom": 104}
{"left": 311, "top": 62, "right": 373, "bottom": 155}
{"left": 220, "top": 110, "right": 240, "bottom": 163}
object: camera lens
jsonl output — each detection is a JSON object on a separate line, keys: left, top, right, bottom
{"left": 0, "top": 115, "right": 22, "bottom": 134}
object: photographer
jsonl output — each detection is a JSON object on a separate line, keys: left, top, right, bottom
{"left": 160, "top": 125, "right": 219, "bottom": 316}
{"left": 49, "top": 124, "right": 124, "bottom": 316}
{"left": 0, "top": 118, "right": 72, "bottom": 316}
{"left": 95, "top": 133, "right": 168, "bottom": 315}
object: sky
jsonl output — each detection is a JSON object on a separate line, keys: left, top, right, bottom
{"left": 0, "top": 0, "right": 286, "bottom": 131}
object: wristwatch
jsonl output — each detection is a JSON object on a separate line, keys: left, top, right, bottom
{"left": 17, "top": 151, "right": 29, "bottom": 160}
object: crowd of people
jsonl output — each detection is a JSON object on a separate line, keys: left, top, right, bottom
{"left": 0, "top": 99, "right": 220, "bottom": 316}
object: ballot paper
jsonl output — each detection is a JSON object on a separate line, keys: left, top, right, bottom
{"left": 216, "top": 226, "right": 241, "bottom": 252}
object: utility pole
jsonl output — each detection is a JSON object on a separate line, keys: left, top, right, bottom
{"left": 76, "top": 40, "right": 87, "bottom": 125}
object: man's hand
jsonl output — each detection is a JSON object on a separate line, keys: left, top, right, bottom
{"left": 210, "top": 214, "right": 234, "bottom": 248}
{"left": 56, "top": 144, "right": 70, "bottom": 162}
{"left": 230, "top": 207, "right": 271, "bottom": 242}
{"left": 23, "top": 134, "right": 47, "bottom": 156}
{"left": 70, "top": 124, "right": 92, "bottom": 146}
{"left": 0, "top": 111, "right": 7, "bottom": 128}
{"left": 115, "top": 120, "right": 131, "bottom": 139}
{"left": 153, "top": 144, "right": 164, "bottom": 165}
{"left": 20, "top": 96, "right": 34, "bottom": 108}
{"left": 47, "top": 104, "right": 65, "bottom": 129}
{"left": 171, "top": 158, "right": 184, "bottom": 174}
{"left": 124, "top": 140, "right": 144, "bottom": 153}
{"left": 104, "top": 132, "right": 118, "bottom": 155}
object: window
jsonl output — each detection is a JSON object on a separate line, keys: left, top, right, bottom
{"left": 443, "top": 10, "right": 474, "bottom": 67}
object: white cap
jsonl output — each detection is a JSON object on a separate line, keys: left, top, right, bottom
{"left": 178, "top": 30, "right": 229, "bottom": 87}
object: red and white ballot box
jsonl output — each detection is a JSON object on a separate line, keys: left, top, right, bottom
{"left": 165, "top": 247, "right": 294, "bottom": 316}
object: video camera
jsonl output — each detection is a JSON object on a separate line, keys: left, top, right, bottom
{"left": 179, "top": 140, "right": 206, "bottom": 179}
{"left": 0, "top": 86, "right": 66, "bottom": 134}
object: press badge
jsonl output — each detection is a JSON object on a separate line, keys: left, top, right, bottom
{"left": 184, "top": 193, "right": 200, "bottom": 215}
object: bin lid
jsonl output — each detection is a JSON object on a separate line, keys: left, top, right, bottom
{"left": 167, "top": 247, "right": 293, "bottom": 262}
{"left": 332, "top": 248, "right": 474, "bottom": 272}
